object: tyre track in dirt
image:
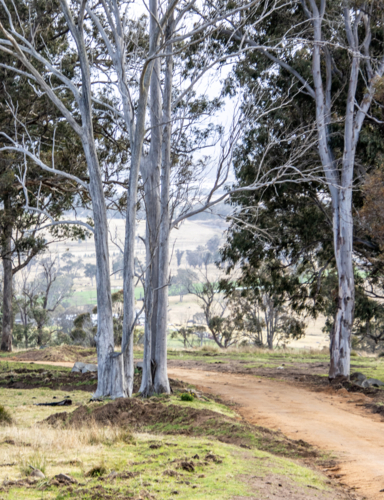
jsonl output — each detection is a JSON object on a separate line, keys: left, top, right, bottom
{"left": 168, "top": 367, "right": 384, "bottom": 500}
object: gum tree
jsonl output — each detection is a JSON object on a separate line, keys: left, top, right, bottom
{"left": 222, "top": 0, "right": 384, "bottom": 378}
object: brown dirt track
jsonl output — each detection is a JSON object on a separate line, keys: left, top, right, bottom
{"left": 167, "top": 368, "right": 384, "bottom": 500}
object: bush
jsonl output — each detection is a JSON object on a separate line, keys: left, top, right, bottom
{"left": 0, "top": 405, "right": 12, "bottom": 425}
{"left": 180, "top": 393, "right": 194, "bottom": 402}
{"left": 86, "top": 463, "right": 107, "bottom": 477}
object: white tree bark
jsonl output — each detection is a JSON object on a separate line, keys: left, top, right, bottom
{"left": 139, "top": 0, "right": 163, "bottom": 396}
{"left": 0, "top": 0, "right": 116, "bottom": 396}
{"left": 153, "top": 12, "right": 174, "bottom": 394}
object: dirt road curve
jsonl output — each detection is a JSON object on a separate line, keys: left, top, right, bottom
{"left": 168, "top": 367, "right": 384, "bottom": 500}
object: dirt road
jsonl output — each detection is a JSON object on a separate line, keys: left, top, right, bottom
{"left": 168, "top": 367, "right": 384, "bottom": 500}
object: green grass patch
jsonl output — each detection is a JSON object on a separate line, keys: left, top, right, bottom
{"left": 0, "top": 434, "right": 331, "bottom": 500}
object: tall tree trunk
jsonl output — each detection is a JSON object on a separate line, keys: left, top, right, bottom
{"left": 308, "top": 6, "right": 357, "bottom": 380}
{"left": 1, "top": 198, "right": 13, "bottom": 352}
{"left": 139, "top": 157, "right": 161, "bottom": 395}
{"left": 329, "top": 193, "right": 354, "bottom": 378}
{"left": 82, "top": 139, "right": 119, "bottom": 397}
{"left": 122, "top": 0, "right": 159, "bottom": 395}
{"left": 139, "top": 12, "right": 162, "bottom": 394}
{"left": 328, "top": 16, "right": 360, "bottom": 379}
{"left": 154, "top": 13, "right": 174, "bottom": 394}
{"left": 140, "top": 220, "right": 156, "bottom": 396}
{"left": 37, "top": 325, "right": 43, "bottom": 346}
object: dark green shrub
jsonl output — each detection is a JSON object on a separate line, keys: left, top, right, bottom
{"left": 180, "top": 393, "right": 194, "bottom": 402}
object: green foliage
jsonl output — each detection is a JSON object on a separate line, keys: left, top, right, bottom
{"left": 180, "top": 392, "right": 194, "bottom": 402}
{"left": 70, "top": 313, "right": 96, "bottom": 347}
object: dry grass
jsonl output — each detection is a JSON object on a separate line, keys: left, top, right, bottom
{"left": 19, "top": 449, "right": 47, "bottom": 476}
{"left": 193, "top": 344, "right": 329, "bottom": 357}
{"left": 0, "top": 421, "right": 137, "bottom": 483}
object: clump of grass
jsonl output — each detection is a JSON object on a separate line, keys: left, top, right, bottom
{"left": 180, "top": 393, "right": 194, "bottom": 402}
{"left": 86, "top": 461, "right": 107, "bottom": 477}
{"left": 19, "top": 450, "right": 47, "bottom": 476}
{"left": 0, "top": 404, "right": 12, "bottom": 425}
{"left": 85, "top": 421, "right": 135, "bottom": 446}
{"left": 199, "top": 345, "right": 219, "bottom": 354}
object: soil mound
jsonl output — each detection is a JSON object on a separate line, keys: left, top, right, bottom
{"left": 0, "top": 366, "right": 142, "bottom": 394}
{"left": 12, "top": 346, "right": 97, "bottom": 363}
{"left": 44, "top": 397, "right": 319, "bottom": 459}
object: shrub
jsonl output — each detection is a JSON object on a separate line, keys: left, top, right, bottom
{"left": 0, "top": 405, "right": 12, "bottom": 425}
{"left": 86, "top": 463, "right": 107, "bottom": 477}
{"left": 180, "top": 393, "right": 194, "bottom": 402}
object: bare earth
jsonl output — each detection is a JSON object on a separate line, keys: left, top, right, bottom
{"left": 168, "top": 367, "right": 384, "bottom": 500}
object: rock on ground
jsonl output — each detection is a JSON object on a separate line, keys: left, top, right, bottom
{"left": 71, "top": 362, "right": 97, "bottom": 374}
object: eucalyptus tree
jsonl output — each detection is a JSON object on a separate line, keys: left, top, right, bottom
{"left": 221, "top": 0, "right": 384, "bottom": 378}
{"left": 0, "top": 2, "right": 89, "bottom": 352}
{"left": 82, "top": 0, "right": 272, "bottom": 396}
{"left": 0, "top": 0, "right": 116, "bottom": 396}
{"left": 137, "top": 0, "right": 327, "bottom": 395}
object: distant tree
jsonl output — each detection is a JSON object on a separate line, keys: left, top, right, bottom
{"left": 187, "top": 269, "right": 236, "bottom": 348}
{"left": 171, "top": 325, "right": 207, "bottom": 348}
{"left": 70, "top": 312, "right": 96, "bottom": 346}
{"left": 111, "top": 290, "right": 124, "bottom": 346}
{"left": 186, "top": 249, "right": 201, "bottom": 269}
{"left": 61, "top": 253, "right": 84, "bottom": 279}
{"left": 206, "top": 236, "right": 221, "bottom": 259}
{"left": 171, "top": 269, "right": 198, "bottom": 302}
{"left": 175, "top": 249, "right": 184, "bottom": 267}
{"left": 28, "top": 256, "right": 74, "bottom": 345}
{"left": 84, "top": 264, "right": 97, "bottom": 287}
{"left": 112, "top": 255, "right": 124, "bottom": 280}
{"left": 13, "top": 255, "right": 73, "bottom": 347}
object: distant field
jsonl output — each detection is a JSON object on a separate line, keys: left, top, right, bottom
{"left": 67, "top": 286, "right": 145, "bottom": 307}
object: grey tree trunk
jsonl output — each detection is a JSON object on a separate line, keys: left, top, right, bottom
{"left": 139, "top": 9, "right": 162, "bottom": 394}
{"left": 83, "top": 140, "right": 118, "bottom": 397}
{"left": 122, "top": 0, "right": 161, "bottom": 396}
{"left": 1, "top": 199, "right": 13, "bottom": 352}
{"left": 139, "top": 156, "right": 161, "bottom": 396}
{"left": 59, "top": 3, "right": 117, "bottom": 398}
{"left": 304, "top": 3, "right": 377, "bottom": 379}
{"left": 154, "top": 13, "right": 174, "bottom": 394}
{"left": 329, "top": 192, "right": 354, "bottom": 378}
{"left": 140, "top": 219, "right": 156, "bottom": 396}
{"left": 80, "top": 115, "right": 117, "bottom": 397}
